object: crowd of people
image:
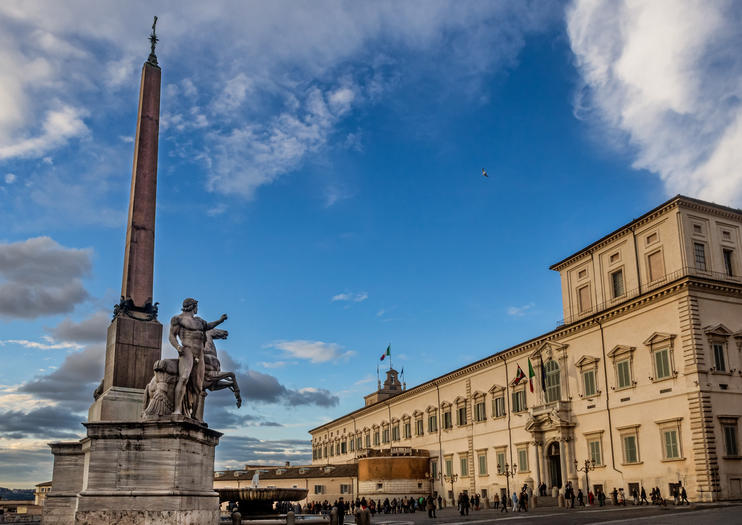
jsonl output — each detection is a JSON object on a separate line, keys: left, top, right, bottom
{"left": 301, "top": 495, "right": 439, "bottom": 517}
{"left": 242, "top": 481, "right": 692, "bottom": 520}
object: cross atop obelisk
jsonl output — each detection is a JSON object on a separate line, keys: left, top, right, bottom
{"left": 90, "top": 18, "right": 164, "bottom": 422}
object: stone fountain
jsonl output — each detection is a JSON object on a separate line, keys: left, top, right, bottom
{"left": 216, "top": 487, "right": 309, "bottom": 515}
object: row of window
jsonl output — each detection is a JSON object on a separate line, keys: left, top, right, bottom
{"left": 427, "top": 420, "right": 740, "bottom": 479}
{"left": 314, "top": 415, "right": 740, "bottom": 468}
{"left": 575, "top": 243, "right": 736, "bottom": 317}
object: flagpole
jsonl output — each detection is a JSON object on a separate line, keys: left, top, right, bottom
{"left": 389, "top": 342, "right": 392, "bottom": 371}
{"left": 377, "top": 363, "right": 380, "bottom": 390}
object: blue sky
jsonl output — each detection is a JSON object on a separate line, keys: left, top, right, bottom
{"left": 1, "top": 0, "right": 741, "bottom": 487}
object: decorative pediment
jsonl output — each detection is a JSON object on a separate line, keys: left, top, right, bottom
{"left": 426, "top": 405, "right": 438, "bottom": 412}
{"left": 575, "top": 355, "right": 600, "bottom": 369}
{"left": 454, "top": 396, "right": 468, "bottom": 404}
{"left": 704, "top": 324, "right": 733, "bottom": 337}
{"left": 440, "top": 401, "right": 452, "bottom": 409}
{"left": 401, "top": 413, "right": 411, "bottom": 420}
{"left": 524, "top": 407, "right": 572, "bottom": 432}
{"left": 607, "top": 345, "right": 635, "bottom": 359}
{"left": 531, "top": 340, "right": 568, "bottom": 361}
{"left": 391, "top": 417, "right": 400, "bottom": 423}
{"left": 472, "top": 390, "right": 486, "bottom": 399}
{"left": 489, "top": 383, "right": 505, "bottom": 394}
{"left": 643, "top": 332, "right": 676, "bottom": 346}
{"left": 412, "top": 410, "right": 423, "bottom": 417}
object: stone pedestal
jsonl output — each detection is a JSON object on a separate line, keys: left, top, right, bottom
{"left": 89, "top": 316, "right": 162, "bottom": 423}
{"left": 43, "top": 442, "right": 84, "bottom": 525}
{"left": 43, "top": 417, "right": 222, "bottom": 525}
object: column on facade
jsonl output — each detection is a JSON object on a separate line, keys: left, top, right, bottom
{"left": 559, "top": 439, "right": 568, "bottom": 490}
{"left": 530, "top": 440, "right": 541, "bottom": 487}
{"left": 538, "top": 442, "right": 547, "bottom": 487}
{"left": 566, "top": 437, "right": 577, "bottom": 483}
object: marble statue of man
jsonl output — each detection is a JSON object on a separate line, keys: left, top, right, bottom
{"left": 169, "top": 298, "right": 227, "bottom": 418}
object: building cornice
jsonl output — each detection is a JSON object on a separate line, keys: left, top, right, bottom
{"left": 549, "top": 195, "right": 742, "bottom": 272}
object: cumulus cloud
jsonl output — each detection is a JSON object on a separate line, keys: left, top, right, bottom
{"left": 215, "top": 435, "right": 311, "bottom": 469}
{"left": 0, "top": 338, "right": 83, "bottom": 351}
{"left": 567, "top": 0, "right": 742, "bottom": 203}
{"left": 0, "top": 406, "right": 83, "bottom": 440}
{"left": 214, "top": 350, "right": 339, "bottom": 408}
{"left": 0, "top": 105, "right": 88, "bottom": 160}
{"left": 19, "top": 345, "right": 104, "bottom": 412}
{"left": 269, "top": 340, "right": 356, "bottom": 364}
{"left": 0, "top": 237, "right": 91, "bottom": 319}
{"left": 0, "top": 0, "right": 556, "bottom": 221}
{"left": 50, "top": 310, "right": 110, "bottom": 343}
{"left": 331, "top": 291, "right": 368, "bottom": 303}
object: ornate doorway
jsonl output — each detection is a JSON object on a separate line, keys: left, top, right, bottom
{"left": 547, "top": 441, "right": 562, "bottom": 489}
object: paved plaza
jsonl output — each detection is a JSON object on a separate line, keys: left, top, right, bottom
{"left": 348, "top": 503, "right": 742, "bottom": 525}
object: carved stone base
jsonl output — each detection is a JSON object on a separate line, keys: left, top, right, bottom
{"left": 42, "top": 417, "right": 222, "bottom": 525}
{"left": 88, "top": 386, "right": 144, "bottom": 422}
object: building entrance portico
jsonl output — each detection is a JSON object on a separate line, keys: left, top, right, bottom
{"left": 525, "top": 402, "right": 575, "bottom": 491}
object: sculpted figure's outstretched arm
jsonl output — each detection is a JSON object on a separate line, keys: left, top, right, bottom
{"left": 169, "top": 317, "right": 183, "bottom": 354}
{"left": 206, "top": 313, "right": 228, "bottom": 331}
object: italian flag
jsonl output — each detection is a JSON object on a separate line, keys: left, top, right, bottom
{"left": 380, "top": 344, "right": 391, "bottom": 361}
{"left": 528, "top": 359, "right": 536, "bottom": 393}
{"left": 513, "top": 364, "right": 526, "bottom": 385}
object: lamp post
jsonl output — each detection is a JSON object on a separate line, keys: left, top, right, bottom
{"left": 424, "top": 471, "right": 438, "bottom": 499}
{"left": 574, "top": 458, "right": 596, "bottom": 502}
{"left": 497, "top": 462, "right": 517, "bottom": 510}
{"left": 443, "top": 473, "right": 458, "bottom": 506}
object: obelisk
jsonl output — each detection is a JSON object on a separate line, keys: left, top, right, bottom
{"left": 89, "top": 19, "right": 163, "bottom": 422}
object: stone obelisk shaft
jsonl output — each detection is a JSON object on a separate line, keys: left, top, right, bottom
{"left": 89, "top": 60, "right": 163, "bottom": 422}
{"left": 121, "top": 62, "right": 161, "bottom": 308}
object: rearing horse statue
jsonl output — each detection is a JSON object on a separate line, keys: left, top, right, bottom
{"left": 204, "top": 328, "right": 242, "bottom": 408}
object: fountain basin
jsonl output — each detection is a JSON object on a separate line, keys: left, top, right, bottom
{"left": 217, "top": 486, "right": 309, "bottom": 515}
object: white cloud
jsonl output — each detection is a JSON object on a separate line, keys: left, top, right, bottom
{"left": 0, "top": 105, "right": 88, "bottom": 160}
{"left": 0, "top": 339, "right": 83, "bottom": 351}
{"left": 331, "top": 291, "right": 368, "bottom": 303}
{"left": 0, "top": 0, "right": 555, "bottom": 212}
{"left": 257, "top": 361, "right": 296, "bottom": 369}
{"left": 4, "top": 173, "right": 15, "bottom": 184}
{"left": 567, "top": 0, "right": 742, "bottom": 204}
{"left": 269, "top": 340, "right": 356, "bottom": 363}
{"left": 506, "top": 303, "right": 534, "bottom": 317}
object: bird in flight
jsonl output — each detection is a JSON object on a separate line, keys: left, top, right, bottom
{"left": 482, "top": 168, "right": 488, "bottom": 178}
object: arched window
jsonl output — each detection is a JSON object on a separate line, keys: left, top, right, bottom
{"left": 544, "top": 360, "right": 561, "bottom": 403}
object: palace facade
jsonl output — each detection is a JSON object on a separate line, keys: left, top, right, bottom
{"left": 309, "top": 195, "right": 742, "bottom": 503}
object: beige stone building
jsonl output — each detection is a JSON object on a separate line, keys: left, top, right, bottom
{"left": 309, "top": 195, "right": 742, "bottom": 503}
{"left": 34, "top": 481, "right": 52, "bottom": 506}
{"left": 213, "top": 464, "right": 357, "bottom": 506}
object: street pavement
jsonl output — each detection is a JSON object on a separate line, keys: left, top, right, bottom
{"left": 350, "top": 502, "right": 742, "bottom": 525}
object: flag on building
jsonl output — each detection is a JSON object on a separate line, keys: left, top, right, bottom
{"left": 380, "top": 344, "right": 391, "bottom": 361}
{"left": 528, "top": 359, "right": 536, "bottom": 393}
{"left": 539, "top": 355, "right": 546, "bottom": 391}
{"left": 513, "top": 364, "right": 526, "bottom": 385}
